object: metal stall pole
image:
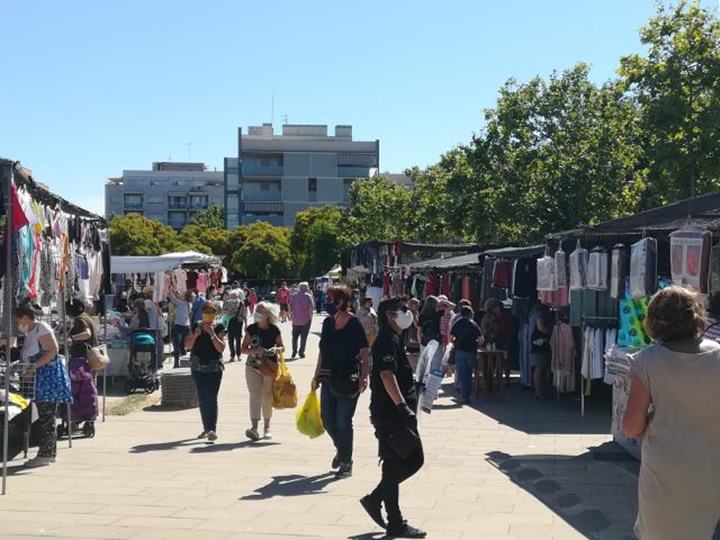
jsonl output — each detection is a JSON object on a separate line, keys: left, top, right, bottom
{"left": 2, "top": 162, "right": 14, "bottom": 495}
{"left": 60, "top": 284, "right": 72, "bottom": 447}
{"left": 102, "top": 312, "right": 107, "bottom": 423}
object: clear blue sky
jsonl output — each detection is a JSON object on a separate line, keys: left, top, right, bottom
{"left": 2, "top": 0, "right": 661, "bottom": 215}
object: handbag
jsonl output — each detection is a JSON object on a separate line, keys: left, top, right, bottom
{"left": 87, "top": 344, "right": 110, "bottom": 371}
{"left": 381, "top": 424, "right": 421, "bottom": 459}
{"left": 34, "top": 354, "right": 73, "bottom": 404}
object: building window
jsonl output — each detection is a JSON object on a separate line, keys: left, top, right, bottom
{"left": 168, "top": 211, "right": 187, "bottom": 228}
{"left": 168, "top": 195, "right": 187, "bottom": 209}
{"left": 260, "top": 183, "right": 271, "bottom": 192}
{"left": 308, "top": 178, "right": 317, "bottom": 191}
{"left": 124, "top": 210, "right": 143, "bottom": 216}
{"left": 189, "top": 195, "right": 208, "bottom": 209}
{"left": 124, "top": 194, "right": 143, "bottom": 209}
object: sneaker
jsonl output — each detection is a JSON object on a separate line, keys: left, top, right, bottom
{"left": 24, "top": 456, "right": 52, "bottom": 468}
{"left": 228, "top": 356, "right": 235, "bottom": 363}
{"left": 263, "top": 430, "right": 272, "bottom": 440}
{"left": 198, "top": 430, "right": 209, "bottom": 439}
{"left": 360, "top": 494, "right": 386, "bottom": 529}
{"left": 335, "top": 462, "right": 353, "bottom": 479}
{"left": 207, "top": 431, "right": 218, "bottom": 442}
{"left": 245, "top": 428, "right": 261, "bottom": 441}
{"left": 331, "top": 453, "right": 340, "bottom": 469}
{"left": 387, "top": 521, "right": 427, "bottom": 539}
{"left": 299, "top": 353, "right": 305, "bottom": 358}
{"left": 291, "top": 352, "right": 297, "bottom": 359}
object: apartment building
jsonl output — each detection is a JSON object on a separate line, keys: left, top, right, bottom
{"left": 105, "top": 162, "right": 224, "bottom": 229}
{"left": 224, "top": 123, "right": 379, "bottom": 228}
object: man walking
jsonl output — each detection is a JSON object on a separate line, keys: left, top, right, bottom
{"left": 277, "top": 282, "right": 290, "bottom": 323}
{"left": 289, "top": 282, "right": 314, "bottom": 358}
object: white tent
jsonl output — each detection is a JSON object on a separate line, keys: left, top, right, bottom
{"left": 111, "top": 251, "right": 220, "bottom": 274}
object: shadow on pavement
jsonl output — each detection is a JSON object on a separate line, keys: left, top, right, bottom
{"left": 440, "top": 380, "right": 612, "bottom": 435}
{"left": 129, "top": 438, "right": 202, "bottom": 453}
{"left": 486, "top": 444, "right": 638, "bottom": 539}
{"left": 347, "top": 533, "right": 387, "bottom": 540}
{"left": 190, "top": 441, "right": 279, "bottom": 453}
{"left": 240, "top": 473, "right": 339, "bottom": 499}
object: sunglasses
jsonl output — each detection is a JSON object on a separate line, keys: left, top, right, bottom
{"left": 389, "top": 305, "right": 409, "bottom": 314}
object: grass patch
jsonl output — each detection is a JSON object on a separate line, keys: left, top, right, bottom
{"left": 106, "top": 393, "right": 160, "bottom": 416}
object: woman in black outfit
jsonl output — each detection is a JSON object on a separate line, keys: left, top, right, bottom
{"left": 362, "top": 297, "right": 426, "bottom": 539}
{"left": 312, "top": 285, "right": 369, "bottom": 479}
{"left": 185, "top": 302, "right": 226, "bottom": 442}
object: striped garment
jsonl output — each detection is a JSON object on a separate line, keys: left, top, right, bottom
{"left": 702, "top": 317, "right": 720, "bottom": 341}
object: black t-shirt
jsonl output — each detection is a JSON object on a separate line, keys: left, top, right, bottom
{"left": 370, "top": 329, "right": 417, "bottom": 421}
{"left": 246, "top": 323, "right": 281, "bottom": 351}
{"left": 319, "top": 316, "right": 368, "bottom": 383}
{"left": 70, "top": 315, "right": 97, "bottom": 358}
{"left": 530, "top": 325, "right": 551, "bottom": 355}
{"left": 192, "top": 323, "right": 226, "bottom": 363}
{"left": 451, "top": 317, "right": 481, "bottom": 353}
{"left": 419, "top": 310, "right": 442, "bottom": 345}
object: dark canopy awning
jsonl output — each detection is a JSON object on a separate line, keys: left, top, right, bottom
{"left": 408, "top": 252, "right": 482, "bottom": 271}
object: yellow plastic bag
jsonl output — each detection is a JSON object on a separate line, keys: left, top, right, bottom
{"left": 296, "top": 388, "right": 324, "bottom": 438}
{"left": 272, "top": 353, "right": 298, "bottom": 409}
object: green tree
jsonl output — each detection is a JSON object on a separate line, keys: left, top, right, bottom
{"left": 109, "top": 214, "right": 180, "bottom": 255}
{"left": 465, "top": 63, "right": 644, "bottom": 244}
{"left": 177, "top": 224, "right": 230, "bottom": 255}
{"left": 292, "top": 206, "right": 348, "bottom": 276}
{"left": 343, "top": 175, "right": 412, "bottom": 243}
{"left": 619, "top": 0, "right": 720, "bottom": 207}
{"left": 226, "top": 222, "right": 295, "bottom": 279}
{"left": 189, "top": 204, "right": 225, "bottom": 229}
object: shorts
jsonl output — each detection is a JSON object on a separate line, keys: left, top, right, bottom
{"left": 280, "top": 303, "right": 289, "bottom": 312}
{"left": 530, "top": 352, "right": 550, "bottom": 368}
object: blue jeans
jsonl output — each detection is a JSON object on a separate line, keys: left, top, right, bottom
{"left": 320, "top": 384, "right": 359, "bottom": 464}
{"left": 172, "top": 324, "right": 190, "bottom": 363}
{"left": 192, "top": 370, "right": 223, "bottom": 432}
{"left": 454, "top": 349, "right": 475, "bottom": 401}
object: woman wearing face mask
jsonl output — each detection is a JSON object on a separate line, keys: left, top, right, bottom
{"left": 362, "top": 297, "right": 426, "bottom": 538}
{"left": 185, "top": 302, "right": 226, "bottom": 442}
{"left": 312, "top": 286, "right": 370, "bottom": 479}
{"left": 66, "top": 299, "right": 99, "bottom": 433}
{"left": 15, "top": 301, "right": 71, "bottom": 468}
{"left": 241, "top": 301, "right": 284, "bottom": 441}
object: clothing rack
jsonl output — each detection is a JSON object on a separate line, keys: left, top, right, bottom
{"left": 579, "top": 315, "right": 617, "bottom": 417}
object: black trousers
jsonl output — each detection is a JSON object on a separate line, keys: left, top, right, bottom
{"left": 370, "top": 422, "right": 425, "bottom": 528}
{"left": 192, "top": 370, "right": 223, "bottom": 432}
{"left": 291, "top": 323, "right": 311, "bottom": 356}
{"left": 36, "top": 402, "right": 58, "bottom": 458}
{"left": 227, "top": 316, "right": 244, "bottom": 358}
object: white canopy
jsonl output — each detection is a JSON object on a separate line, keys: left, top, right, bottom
{"left": 111, "top": 251, "right": 220, "bottom": 274}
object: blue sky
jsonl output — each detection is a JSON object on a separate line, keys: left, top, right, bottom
{"left": 1, "top": 0, "right": 663, "bottom": 214}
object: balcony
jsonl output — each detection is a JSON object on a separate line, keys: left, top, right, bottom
{"left": 337, "top": 166, "right": 372, "bottom": 178}
{"left": 242, "top": 214, "right": 284, "bottom": 227}
{"left": 242, "top": 162, "right": 284, "bottom": 177}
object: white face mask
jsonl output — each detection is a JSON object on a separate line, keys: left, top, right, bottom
{"left": 253, "top": 312, "right": 265, "bottom": 324}
{"left": 394, "top": 310, "right": 413, "bottom": 331}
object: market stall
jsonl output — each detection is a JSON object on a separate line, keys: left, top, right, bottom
{"left": 1, "top": 159, "right": 110, "bottom": 494}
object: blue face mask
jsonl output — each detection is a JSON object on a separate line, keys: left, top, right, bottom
{"left": 326, "top": 302, "right": 338, "bottom": 316}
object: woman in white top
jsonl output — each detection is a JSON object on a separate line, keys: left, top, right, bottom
{"left": 16, "top": 302, "right": 61, "bottom": 468}
{"left": 623, "top": 286, "right": 720, "bottom": 539}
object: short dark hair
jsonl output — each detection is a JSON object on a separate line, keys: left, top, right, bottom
{"left": 645, "top": 286, "right": 705, "bottom": 342}
{"left": 66, "top": 299, "right": 85, "bottom": 318}
{"left": 14, "top": 301, "right": 41, "bottom": 320}
{"left": 378, "top": 297, "right": 404, "bottom": 333}
{"left": 461, "top": 306, "right": 474, "bottom": 319}
{"left": 328, "top": 285, "right": 352, "bottom": 311}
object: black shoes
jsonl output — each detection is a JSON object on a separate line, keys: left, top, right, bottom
{"left": 331, "top": 453, "right": 340, "bottom": 470}
{"left": 360, "top": 495, "right": 386, "bottom": 529}
{"left": 387, "top": 521, "right": 427, "bottom": 538}
{"left": 300, "top": 352, "right": 306, "bottom": 358}
{"left": 335, "top": 462, "right": 353, "bottom": 478}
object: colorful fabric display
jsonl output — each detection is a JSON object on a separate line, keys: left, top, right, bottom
{"left": 617, "top": 298, "right": 650, "bottom": 348}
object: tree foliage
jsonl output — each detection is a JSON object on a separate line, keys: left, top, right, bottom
{"left": 619, "top": 0, "right": 720, "bottom": 207}
{"left": 292, "top": 206, "right": 349, "bottom": 276}
{"left": 344, "top": 176, "right": 412, "bottom": 243}
{"left": 109, "top": 214, "right": 181, "bottom": 256}
{"left": 190, "top": 204, "right": 225, "bottom": 229}
{"left": 226, "top": 222, "right": 295, "bottom": 279}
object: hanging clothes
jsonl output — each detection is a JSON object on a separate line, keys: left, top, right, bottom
{"left": 536, "top": 256, "right": 556, "bottom": 292}
{"left": 587, "top": 246, "right": 608, "bottom": 291}
{"left": 609, "top": 244, "right": 629, "bottom": 299}
{"left": 669, "top": 228, "right": 711, "bottom": 293}
{"left": 461, "top": 275, "right": 471, "bottom": 300}
{"left": 550, "top": 323, "right": 576, "bottom": 393}
{"left": 581, "top": 327, "right": 605, "bottom": 381}
{"left": 554, "top": 247, "right": 568, "bottom": 289}
{"left": 630, "top": 238, "right": 657, "bottom": 299}
{"left": 569, "top": 241, "right": 589, "bottom": 290}
{"left": 492, "top": 259, "right": 512, "bottom": 289}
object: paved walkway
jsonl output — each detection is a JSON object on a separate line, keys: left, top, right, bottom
{"left": 0, "top": 315, "right": 638, "bottom": 539}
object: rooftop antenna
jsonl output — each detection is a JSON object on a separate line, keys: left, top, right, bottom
{"left": 186, "top": 142, "right": 192, "bottom": 162}
{"left": 271, "top": 93, "right": 275, "bottom": 127}
{"left": 283, "top": 114, "right": 288, "bottom": 125}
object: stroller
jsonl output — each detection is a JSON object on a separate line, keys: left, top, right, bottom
{"left": 57, "top": 355, "right": 98, "bottom": 439}
{"left": 125, "top": 329, "right": 160, "bottom": 394}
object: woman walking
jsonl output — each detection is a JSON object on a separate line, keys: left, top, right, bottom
{"left": 16, "top": 301, "right": 72, "bottom": 468}
{"left": 362, "top": 297, "right": 426, "bottom": 538}
{"left": 168, "top": 289, "right": 192, "bottom": 368}
{"left": 622, "top": 286, "right": 720, "bottom": 539}
{"left": 185, "top": 302, "right": 226, "bottom": 442}
{"left": 224, "top": 289, "right": 246, "bottom": 362}
{"left": 313, "top": 286, "right": 369, "bottom": 479}
{"left": 241, "top": 301, "right": 284, "bottom": 441}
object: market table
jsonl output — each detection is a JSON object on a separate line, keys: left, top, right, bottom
{"left": 474, "top": 348, "right": 508, "bottom": 397}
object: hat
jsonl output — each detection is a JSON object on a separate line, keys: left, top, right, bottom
{"left": 438, "top": 295, "right": 449, "bottom": 302}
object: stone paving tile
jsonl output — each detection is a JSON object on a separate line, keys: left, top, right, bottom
{"left": 0, "top": 314, "right": 639, "bottom": 539}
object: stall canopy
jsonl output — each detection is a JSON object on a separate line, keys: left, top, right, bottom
{"left": 482, "top": 245, "right": 546, "bottom": 259}
{"left": 408, "top": 253, "right": 482, "bottom": 272}
{"left": 111, "top": 251, "right": 220, "bottom": 274}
